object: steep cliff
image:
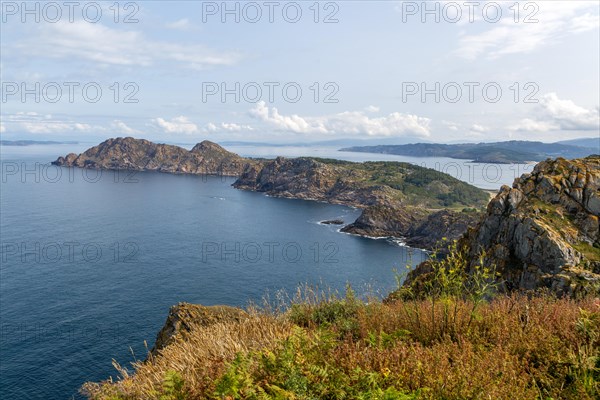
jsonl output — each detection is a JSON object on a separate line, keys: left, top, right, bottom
{"left": 53, "top": 137, "right": 251, "bottom": 176}
{"left": 407, "top": 209, "right": 483, "bottom": 250}
{"left": 454, "top": 156, "right": 599, "bottom": 295}
{"left": 340, "top": 205, "right": 430, "bottom": 237}
{"left": 339, "top": 206, "right": 482, "bottom": 250}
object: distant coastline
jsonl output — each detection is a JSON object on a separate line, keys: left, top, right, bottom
{"left": 0, "top": 140, "right": 79, "bottom": 146}
{"left": 341, "top": 139, "right": 599, "bottom": 164}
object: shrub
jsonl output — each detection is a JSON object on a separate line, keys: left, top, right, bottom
{"left": 159, "top": 371, "right": 187, "bottom": 400}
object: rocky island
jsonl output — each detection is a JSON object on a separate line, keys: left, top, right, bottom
{"left": 320, "top": 219, "right": 345, "bottom": 225}
{"left": 53, "top": 137, "right": 490, "bottom": 250}
{"left": 53, "top": 137, "right": 252, "bottom": 176}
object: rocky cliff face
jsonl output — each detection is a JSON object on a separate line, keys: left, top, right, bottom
{"left": 53, "top": 137, "right": 251, "bottom": 176}
{"left": 341, "top": 206, "right": 481, "bottom": 250}
{"left": 460, "top": 156, "right": 600, "bottom": 295}
{"left": 407, "top": 209, "right": 483, "bottom": 250}
{"left": 233, "top": 157, "right": 399, "bottom": 207}
{"left": 340, "top": 205, "right": 429, "bottom": 237}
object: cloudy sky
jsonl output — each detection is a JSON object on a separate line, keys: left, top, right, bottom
{"left": 1, "top": 1, "right": 599, "bottom": 144}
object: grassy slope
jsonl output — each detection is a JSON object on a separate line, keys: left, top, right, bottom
{"left": 82, "top": 292, "right": 599, "bottom": 400}
{"left": 311, "top": 158, "right": 489, "bottom": 209}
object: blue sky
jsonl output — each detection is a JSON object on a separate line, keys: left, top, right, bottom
{"left": 1, "top": 0, "right": 599, "bottom": 144}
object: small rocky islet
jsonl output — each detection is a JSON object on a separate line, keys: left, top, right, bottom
{"left": 320, "top": 219, "right": 345, "bottom": 225}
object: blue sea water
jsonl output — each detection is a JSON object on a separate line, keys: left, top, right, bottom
{"left": 1, "top": 145, "right": 435, "bottom": 399}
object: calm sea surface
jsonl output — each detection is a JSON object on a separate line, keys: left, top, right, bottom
{"left": 0, "top": 143, "right": 529, "bottom": 399}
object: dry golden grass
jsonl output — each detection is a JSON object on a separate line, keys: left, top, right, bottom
{"left": 82, "top": 314, "right": 293, "bottom": 399}
{"left": 347, "top": 295, "right": 599, "bottom": 399}
{"left": 82, "top": 294, "right": 599, "bottom": 400}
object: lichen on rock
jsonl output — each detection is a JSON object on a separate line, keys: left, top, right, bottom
{"left": 459, "top": 156, "right": 600, "bottom": 296}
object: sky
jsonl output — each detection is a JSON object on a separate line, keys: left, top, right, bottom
{"left": 0, "top": 0, "right": 599, "bottom": 144}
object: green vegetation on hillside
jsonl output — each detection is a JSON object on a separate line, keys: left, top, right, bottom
{"left": 312, "top": 158, "right": 489, "bottom": 208}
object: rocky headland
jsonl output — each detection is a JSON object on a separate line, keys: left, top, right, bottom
{"left": 342, "top": 140, "right": 598, "bottom": 164}
{"left": 233, "top": 156, "right": 489, "bottom": 248}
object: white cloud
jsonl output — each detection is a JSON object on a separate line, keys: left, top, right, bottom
{"left": 2, "top": 112, "right": 260, "bottom": 138}
{"left": 508, "top": 118, "right": 556, "bottom": 133}
{"left": 249, "top": 102, "right": 431, "bottom": 137}
{"left": 570, "top": 13, "right": 600, "bottom": 34}
{"left": 16, "top": 21, "right": 241, "bottom": 69}
{"left": 365, "top": 105, "right": 380, "bottom": 113}
{"left": 206, "top": 122, "right": 254, "bottom": 132}
{"left": 15, "top": 112, "right": 44, "bottom": 117}
{"left": 153, "top": 116, "right": 199, "bottom": 134}
{"left": 166, "top": 18, "right": 192, "bottom": 30}
{"left": 455, "top": 2, "right": 599, "bottom": 60}
{"left": 441, "top": 120, "right": 460, "bottom": 132}
{"left": 470, "top": 124, "right": 489, "bottom": 133}
{"left": 509, "top": 93, "right": 599, "bottom": 132}
{"left": 111, "top": 120, "right": 139, "bottom": 135}
{"left": 22, "top": 121, "right": 92, "bottom": 134}
{"left": 538, "top": 93, "right": 599, "bottom": 130}
{"left": 2, "top": 112, "right": 95, "bottom": 134}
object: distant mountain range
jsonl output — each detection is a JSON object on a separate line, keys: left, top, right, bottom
{"left": 555, "top": 137, "right": 600, "bottom": 149}
{"left": 341, "top": 139, "right": 600, "bottom": 164}
{"left": 0, "top": 140, "right": 79, "bottom": 146}
{"left": 219, "top": 137, "right": 431, "bottom": 148}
